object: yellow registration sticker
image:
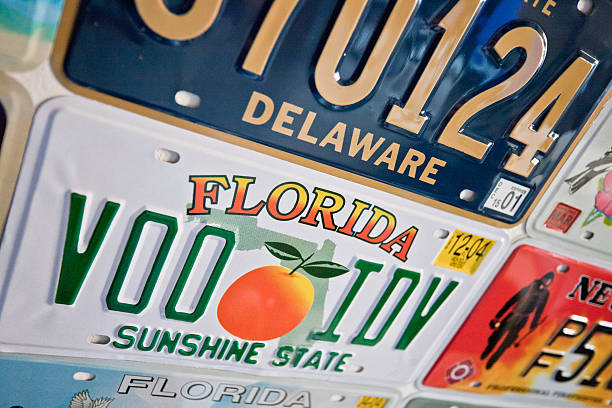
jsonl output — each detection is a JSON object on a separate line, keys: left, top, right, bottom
{"left": 434, "top": 230, "right": 495, "bottom": 274}
{"left": 355, "top": 396, "right": 388, "bottom": 408}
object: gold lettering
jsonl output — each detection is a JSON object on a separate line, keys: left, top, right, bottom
{"left": 438, "top": 26, "right": 546, "bottom": 158}
{"left": 385, "top": 0, "right": 483, "bottom": 134}
{"left": 398, "top": 148, "right": 426, "bottom": 177}
{"left": 348, "top": 129, "right": 385, "bottom": 161}
{"left": 314, "top": 0, "right": 418, "bottom": 106}
{"left": 374, "top": 143, "right": 400, "bottom": 171}
{"left": 542, "top": 0, "right": 556, "bottom": 16}
{"left": 242, "top": 0, "right": 301, "bottom": 76}
{"left": 319, "top": 122, "right": 346, "bottom": 152}
{"left": 242, "top": 91, "right": 275, "bottom": 125}
{"left": 504, "top": 56, "right": 596, "bottom": 177}
{"left": 297, "top": 111, "right": 318, "bottom": 144}
{"left": 272, "top": 102, "right": 303, "bottom": 136}
{"left": 419, "top": 157, "right": 446, "bottom": 185}
{"left": 134, "top": 0, "right": 222, "bottom": 41}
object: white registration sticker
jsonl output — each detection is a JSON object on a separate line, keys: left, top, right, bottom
{"left": 0, "top": 97, "right": 509, "bottom": 389}
{"left": 483, "top": 178, "right": 530, "bottom": 216}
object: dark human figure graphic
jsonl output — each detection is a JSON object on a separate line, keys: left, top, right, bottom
{"left": 480, "top": 272, "right": 554, "bottom": 369}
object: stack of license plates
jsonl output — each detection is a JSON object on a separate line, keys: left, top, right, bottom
{"left": 0, "top": 0, "right": 610, "bottom": 407}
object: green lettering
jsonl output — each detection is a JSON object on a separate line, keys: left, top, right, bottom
{"left": 165, "top": 226, "right": 235, "bottom": 322}
{"left": 136, "top": 327, "right": 161, "bottom": 351}
{"left": 322, "top": 351, "right": 339, "bottom": 370}
{"left": 395, "top": 278, "right": 459, "bottom": 349}
{"left": 334, "top": 353, "right": 352, "bottom": 372}
{"left": 198, "top": 336, "right": 222, "bottom": 358}
{"left": 302, "top": 350, "right": 322, "bottom": 369}
{"left": 311, "top": 259, "right": 382, "bottom": 342}
{"left": 112, "top": 325, "right": 138, "bottom": 349}
{"left": 216, "top": 339, "right": 231, "bottom": 360}
{"left": 291, "top": 347, "right": 309, "bottom": 367}
{"left": 156, "top": 330, "right": 182, "bottom": 353}
{"left": 55, "top": 193, "right": 119, "bottom": 305}
{"left": 351, "top": 268, "right": 420, "bottom": 346}
{"left": 225, "top": 341, "right": 248, "bottom": 362}
{"left": 244, "top": 342, "right": 265, "bottom": 365}
{"left": 179, "top": 333, "right": 202, "bottom": 356}
{"left": 272, "top": 346, "right": 293, "bottom": 367}
{"left": 106, "top": 211, "right": 177, "bottom": 314}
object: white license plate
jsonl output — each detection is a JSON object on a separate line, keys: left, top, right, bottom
{"left": 0, "top": 355, "right": 398, "bottom": 407}
{"left": 528, "top": 100, "right": 612, "bottom": 260}
{"left": 0, "top": 97, "right": 509, "bottom": 389}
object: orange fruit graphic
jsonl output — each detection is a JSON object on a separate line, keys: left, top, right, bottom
{"left": 217, "top": 265, "right": 315, "bottom": 341}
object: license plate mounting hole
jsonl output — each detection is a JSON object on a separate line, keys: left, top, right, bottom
{"left": 557, "top": 264, "right": 570, "bottom": 273}
{"left": 155, "top": 148, "right": 180, "bottom": 164}
{"left": 459, "top": 189, "right": 476, "bottom": 202}
{"left": 577, "top": 0, "right": 594, "bottom": 14}
{"left": 175, "top": 90, "right": 201, "bottom": 108}
{"left": 434, "top": 229, "right": 450, "bottom": 239}
{"left": 330, "top": 394, "right": 345, "bottom": 402}
{"left": 88, "top": 334, "right": 111, "bottom": 345}
{"left": 581, "top": 230, "right": 594, "bottom": 240}
{"left": 73, "top": 372, "right": 96, "bottom": 381}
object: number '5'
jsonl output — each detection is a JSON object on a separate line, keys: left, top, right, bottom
{"left": 135, "top": 0, "right": 597, "bottom": 178}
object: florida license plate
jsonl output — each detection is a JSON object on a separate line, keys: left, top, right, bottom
{"left": 528, "top": 98, "right": 612, "bottom": 261}
{"left": 0, "top": 355, "right": 397, "bottom": 407}
{"left": 54, "top": 0, "right": 612, "bottom": 225}
{"left": 0, "top": 97, "right": 509, "bottom": 389}
{"left": 424, "top": 243, "right": 612, "bottom": 407}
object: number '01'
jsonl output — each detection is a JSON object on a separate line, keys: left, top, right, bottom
{"left": 134, "top": 0, "right": 597, "bottom": 178}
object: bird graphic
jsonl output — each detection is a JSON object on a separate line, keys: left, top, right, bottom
{"left": 70, "top": 390, "right": 114, "bottom": 408}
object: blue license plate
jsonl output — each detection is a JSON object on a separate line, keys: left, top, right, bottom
{"left": 57, "top": 0, "right": 612, "bottom": 225}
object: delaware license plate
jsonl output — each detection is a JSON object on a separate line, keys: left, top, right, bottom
{"left": 0, "top": 97, "right": 509, "bottom": 389}
{"left": 0, "top": 355, "right": 398, "bottom": 407}
{"left": 528, "top": 97, "right": 612, "bottom": 261}
{"left": 424, "top": 243, "right": 612, "bottom": 407}
{"left": 54, "top": 0, "right": 612, "bottom": 225}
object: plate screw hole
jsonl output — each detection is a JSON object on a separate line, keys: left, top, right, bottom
{"left": 434, "top": 229, "right": 450, "bottom": 239}
{"left": 155, "top": 148, "right": 180, "bottom": 164}
{"left": 175, "top": 90, "right": 201, "bottom": 108}
{"left": 557, "top": 264, "right": 570, "bottom": 273}
{"left": 469, "top": 381, "right": 481, "bottom": 387}
{"left": 577, "top": 0, "right": 593, "bottom": 14}
{"left": 88, "top": 334, "right": 110, "bottom": 345}
{"left": 73, "top": 372, "right": 96, "bottom": 381}
{"left": 581, "top": 230, "right": 594, "bottom": 240}
{"left": 330, "top": 394, "right": 345, "bottom": 402}
{"left": 348, "top": 364, "right": 364, "bottom": 373}
{"left": 459, "top": 189, "right": 476, "bottom": 202}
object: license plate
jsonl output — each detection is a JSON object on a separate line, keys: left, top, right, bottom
{"left": 53, "top": 0, "right": 612, "bottom": 226}
{"left": 0, "top": 96, "right": 509, "bottom": 389}
{"left": 405, "top": 397, "right": 499, "bottom": 408}
{"left": 528, "top": 100, "right": 612, "bottom": 261}
{"left": 0, "top": 355, "right": 398, "bottom": 407}
{"left": 424, "top": 243, "right": 612, "bottom": 407}
{"left": 0, "top": 0, "right": 65, "bottom": 71}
